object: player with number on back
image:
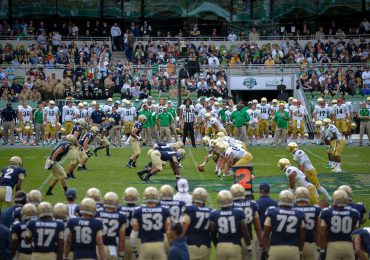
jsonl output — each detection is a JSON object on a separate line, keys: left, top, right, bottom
{"left": 96, "top": 192, "right": 126, "bottom": 260}
{"left": 210, "top": 190, "right": 250, "bottom": 260}
{"left": 319, "top": 190, "right": 360, "bottom": 260}
{"left": 25, "top": 202, "right": 65, "bottom": 259}
{"left": 130, "top": 187, "right": 171, "bottom": 260}
{"left": 338, "top": 185, "right": 367, "bottom": 226}
{"left": 182, "top": 187, "right": 212, "bottom": 260}
{"left": 230, "top": 184, "right": 262, "bottom": 260}
{"left": 64, "top": 198, "right": 105, "bottom": 260}
{"left": 262, "top": 190, "right": 305, "bottom": 260}
{"left": 292, "top": 187, "right": 321, "bottom": 260}
{"left": 0, "top": 156, "right": 26, "bottom": 208}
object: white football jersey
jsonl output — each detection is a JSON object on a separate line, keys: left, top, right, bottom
{"left": 44, "top": 106, "right": 59, "bottom": 123}
{"left": 285, "top": 166, "right": 310, "bottom": 188}
{"left": 248, "top": 109, "right": 260, "bottom": 123}
{"left": 121, "top": 107, "right": 137, "bottom": 121}
{"left": 210, "top": 117, "right": 225, "bottom": 131}
{"left": 157, "top": 105, "right": 166, "bottom": 114}
{"left": 314, "top": 106, "right": 329, "bottom": 120}
{"left": 102, "top": 104, "right": 113, "bottom": 114}
{"left": 334, "top": 104, "right": 347, "bottom": 119}
{"left": 293, "top": 150, "right": 314, "bottom": 171}
{"left": 225, "top": 110, "right": 233, "bottom": 123}
{"left": 326, "top": 124, "right": 344, "bottom": 140}
{"left": 78, "top": 108, "right": 89, "bottom": 119}
{"left": 292, "top": 106, "right": 307, "bottom": 120}
{"left": 87, "top": 107, "right": 95, "bottom": 117}
{"left": 225, "top": 146, "right": 247, "bottom": 160}
{"left": 62, "top": 105, "right": 78, "bottom": 122}
{"left": 257, "top": 104, "right": 271, "bottom": 119}
{"left": 18, "top": 105, "right": 33, "bottom": 122}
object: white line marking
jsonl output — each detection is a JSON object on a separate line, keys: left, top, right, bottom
{"left": 38, "top": 174, "right": 52, "bottom": 190}
{"left": 303, "top": 147, "right": 327, "bottom": 162}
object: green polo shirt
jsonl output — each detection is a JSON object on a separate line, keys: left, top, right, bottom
{"left": 150, "top": 112, "right": 157, "bottom": 126}
{"left": 274, "top": 110, "right": 290, "bottom": 129}
{"left": 167, "top": 107, "right": 177, "bottom": 119}
{"left": 157, "top": 112, "right": 173, "bottom": 126}
{"left": 34, "top": 109, "right": 43, "bottom": 124}
{"left": 359, "top": 108, "right": 369, "bottom": 122}
{"left": 139, "top": 110, "right": 152, "bottom": 128}
{"left": 230, "top": 110, "right": 250, "bottom": 127}
{"left": 218, "top": 108, "right": 227, "bottom": 122}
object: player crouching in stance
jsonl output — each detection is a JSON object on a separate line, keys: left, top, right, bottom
{"left": 44, "top": 134, "right": 77, "bottom": 196}
{"left": 222, "top": 144, "right": 253, "bottom": 178}
{"left": 94, "top": 118, "right": 115, "bottom": 157}
{"left": 77, "top": 126, "right": 99, "bottom": 171}
{"left": 278, "top": 158, "right": 319, "bottom": 205}
{"left": 287, "top": 142, "right": 331, "bottom": 200}
{"left": 210, "top": 190, "right": 251, "bottom": 260}
{"left": 137, "top": 148, "right": 186, "bottom": 182}
{"left": 319, "top": 190, "right": 360, "bottom": 260}
{"left": 323, "top": 118, "right": 345, "bottom": 173}
{"left": 130, "top": 187, "right": 171, "bottom": 260}
{"left": 261, "top": 190, "right": 305, "bottom": 260}
{"left": 126, "top": 115, "right": 146, "bottom": 168}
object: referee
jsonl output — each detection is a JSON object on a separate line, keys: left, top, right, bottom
{"left": 181, "top": 105, "right": 196, "bottom": 148}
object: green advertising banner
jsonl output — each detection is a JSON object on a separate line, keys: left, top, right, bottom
{"left": 144, "top": 0, "right": 186, "bottom": 18}
{"left": 104, "top": 0, "right": 121, "bottom": 18}
{"left": 318, "top": 0, "right": 362, "bottom": 15}
{"left": 57, "top": 0, "right": 100, "bottom": 17}
{"left": 123, "top": 0, "right": 141, "bottom": 18}
{"left": 188, "top": 0, "right": 230, "bottom": 20}
{"left": 12, "top": 0, "right": 56, "bottom": 17}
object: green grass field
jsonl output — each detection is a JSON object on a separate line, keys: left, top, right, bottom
{"left": 1, "top": 145, "right": 370, "bottom": 224}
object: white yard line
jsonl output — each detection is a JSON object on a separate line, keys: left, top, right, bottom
{"left": 303, "top": 147, "right": 327, "bottom": 163}
{"left": 38, "top": 157, "right": 66, "bottom": 190}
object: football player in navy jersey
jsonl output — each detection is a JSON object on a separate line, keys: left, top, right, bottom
{"left": 77, "top": 126, "right": 99, "bottom": 171}
{"left": 0, "top": 156, "right": 26, "bottom": 208}
{"left": 96, "top": 192, "right": 126, "bottom": 260}
{"left": 352, "top": 227, "right": 370, "bottom": 260}
{"left": 25, "top": 202, "right": 65, "bottom": 259}
{"left": 11, "top": 203, "right": 37, "bottom": 259}
{"left": 13, "top": 190, "right": 42, "bottom": 223}
{"left": 53, "top": 203, "right": 68, "bottom": 223}
{"left": 126, "top": 115, "right": 146, "bottom": 168}
{"left": 338, "top": 185, "right": 367, "bottom": 225}
{"left": 262, "top": 190, "right": 305, "bottom": 260}
{"left": 119, "top": 187, "right": 140, "bottom": 260}
{"left": 182, "top": 187, "right": 213, "bottom": 260}
{"left": 44, "top": 135, "right": 77, "bottom": 196}
{"left": 292, "top": 187, "right": 321, "bottom": 260}
{"left": 74, "top": 188, "right": 104, "bottom": 217}
{"left": 130, "top": 186, "right": 171, "bottom": 260}
{"left": 210, "top": 190, "right": 250, "bottom": 260}
{"left": 230, "top": 184, "right": 262, "bottom": 260}
{"left": 64, "top": 198, "right": 106, "bottom": 260}
{"left": 0, "top": 191, "right": 27, "bottom": 227}
{"left": 137, "top": 148, "right": 186, "bottom": 182}
{"left": 319, "top": 190, "right": 360, "bottom": 260}
{"left": 94, "top": 118, "right": 115, "bottom": 157}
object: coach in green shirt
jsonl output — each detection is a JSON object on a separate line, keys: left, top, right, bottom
{"left": 33, "top": 102, "right": 44, "bottom": 145}
{"left": 157, "top": 107, "right": 174, "bottom": 143}
{"left": 359, "top": 102, "right": 370, "bottom": 146}
{"left": 230, "top": 104, "right": 250, "bottom": 143}
{"left": 218, "top": 103, "right": 228, "bottom": 123}
{"left": 167, "top": 101, "right": 178, "bottom": 141}
{"left": 139, "top": 104, "right": 153, "bottom": 145}
{"left": 273, "top": 102, "right": 290, "bottom": 146}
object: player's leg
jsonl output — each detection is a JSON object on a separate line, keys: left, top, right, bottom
{"left": 305, "top": 168, "right": 330, "bottom": 200}
{"left": 127, "top": 138, "right": 140, "bottom": 167}
{"left": 333, "top": 140, "right": 345, "bottom": 172}
{"left": 359, "top": 121, "right": 365, "bottom": 145}
{"left": 67, "top": 146, "right": 80, "bottom": 179}
{"left": 46, "top": 163, "right": 67, "bottom": 195}
{"left": 292, "top": 120, "right": 298, "bottom": 141}
{"left": 78, "top": 149, "right": 89, "bottom": 171}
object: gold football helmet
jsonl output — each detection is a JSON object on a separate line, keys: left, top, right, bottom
{"left": 217, "top": 190, "right": 233, "bottom": 208}
{"left": 338, "top": 185, "right": 352, "bottom": 201}
{"left": 148, "top": 149, "right": 154, "bottom": 157}
{"left": 323, "top": 118, "right": 332, "bottom": 126}
{"left": 37, "top": 202, "right": 54, "bottom": 218}
{"left": 294, "top": 187, "right": 310, "bottom": 203}
{"left": 138, "top": 115, "right": 147, "bottom": 123}
{"left": 91, "top": 126, "right": 99, "bottom": 135}
{"left": 278, "top": 158, "right": 291, "bottom": 170}
{"left": 217, "top": 132, "right": 225, "bottom": 138}
{"left": 315, "top": 120, "right": 323, "bottom": 128}
{"left": 202, "top": 136, "right": 211, "bottom": 146}
{"left": 124, "top": 187, "right": 139, "bottom": 204}
{"left": 350, "top": 122, "right": 357, "bottom": 130}
{"left": 176, "top": 141, "right": 184, "bottom": 149}
{"left": 60, "top": 127, "right": 66, "bottom": 135}
{"left": 332, "top": 190, "right": 349, "bottom": 207}
{"left": 108, "top": 118, "right": 115, "bottom": 124}
{"left": 261, "top": 97, "right": 267, "bottom": 103}
{"left": 86, "top": 187, "right": 102, "bottom": 202}
{"left": 159, "top": 185, "right": 174, "bottom": 200}
{"left": 103, "top": 192, "right": 119, "bottom": 209}
{"left": 10, "top": 156, "right": 23, "bottom": 167}
{"left": 65, "top": 134, "right": 77, "bottom": 145}
{"left": 80, "top": 198, "right": 97, "bottom": 216}
{"left": 53, "top": 203, "right": 68, "bottom": 220}
{"left": 287, "top": 142, "right": 298, "bottom": 153}
{"left": 27, "top": 190, "right": 42, "bottom": 206}
{"left": 177, "top": 148, "right": 186, "bottom": 159}
{"left": 230, "top": 184, "right": 246, "bottom": 201}
{"left": 143, "top": 187, "right": 160, "bottom": 204}
{"left": 192, "top": 187, "right": 208, "bottom": 204}
{"left": 21, "top": 203, "right": 37, "bottom": 221}
{"left": 272, "top": 99, "right": 278, "bottom": 105}
{"left": 278, "top": 190, "right": 295, "bottom": 207}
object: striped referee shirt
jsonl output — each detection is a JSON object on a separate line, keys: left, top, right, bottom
{"left": 183, "top": 110, "right": 195, "bottom": 123}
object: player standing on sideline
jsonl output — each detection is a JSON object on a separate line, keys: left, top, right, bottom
{"left": 130, "top": 187, "right": 171, "bottom": 260}
{"left": 43, "top": 100, "right": 59, "bottom": 145}
{"left": 210, "top": 190, "right": 250, "bottom": 260}
{"left": 167, "top": 101, "right": 178, "bottom": 142}
{"left": 121, "top": 100, "right": 137, "bottom": 141}
{"left": 292, "top": 100, "right": 307, "bottom": 144}
{"left": 159, "top": 185, "right": 186, "bottom": 223}
{"left": 18, "top": 100, "right": 33, "bottom": 144}
{"left": 126, "top": 114, "right": 146, "bottom": 168}
{"left": 319, "top": 190, "right": 360, "bottom": 260}
{"left": 65, "top": 188, "right": 78, "bottom": 218}
{"left": 62, "top": 98, "right": 78, "bottom": 135}
{"left": 247, "top": 104, "right": 261, "bottom": 145}
{"left": 338, "top": 185, "right": 367, "bottom": 226}
{"left": 64, "top": 198, "right": 106, "bottom": 260}
{"left": 262, "top": 190, "right": 305, "bottom": 260}
{"left": 0, "top": 156, "right": 26, "bottom": 208}
{"left": 258, "top": 97, "right": 271, "bottom": 145}
{"left": 292, "top": 187, "right": 321, "bottom": 260}
{"left": 181, "top": 187, "right": 212, "bottom": 260}
{"left": 44, "top": 134, "right": 77, "bottom": 196}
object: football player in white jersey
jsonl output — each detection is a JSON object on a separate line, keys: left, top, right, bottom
{"left": 103, "top": 98, "right": 114, "bottom": 114}
{"left": 157, "top": 98, "right": 166, "bottom": 114}
{"left": 224, "top": 145, "right": 253, "bottom": 176}
{"left": 292, "top": 100, "right": 307, "bottom": 143}
{"left": 87, "top": 100, "right": 97, "bottom": 118}
{"left": 77, "top": 102, "right": 89, "bottom": 120}
{"left": 286, "top": 97, "right": 296, "bottom": 138}
{"left": 323, "top": 118, "right": 346, "bottom": 172}
{"left": 43, "top": 100, "right": 60, "bottom": 144}
{"left": 213, "top": 102, "right": 221, "bottom": 117}
{"left": 17, "top": 100, "right": 33, "bottom": 144}
{"left": 121, "top": 100, "right": 137, "bottom": 140}
{"left": 332, "top": 99, "right": 349, "bottom": 135}
{"left": 345, "top": 101, "right": 354, "bottom": 143}
{"left": 225, "top": 104, "right": 235, "bottom": 137}
{"left": 257, "top": 97, "right": 271, "bottom": 145}
{"left": 248, "top": 105, "right": 260, "bottom": 145}
{"left": 278, "top": 158, "right": 319, "bottom": 205}
{"left": 62, "top": 98, "right": 78, "bottom": 135}
{"left": 312, "top": 98, "right": 329, "bottom": 144}
{"left": 209, "top": 117, "right": 227, "bottom": 136}
{"left": 270, "top": 99, "right": 278, "bottom": 136}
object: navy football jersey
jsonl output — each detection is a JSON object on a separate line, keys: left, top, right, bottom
{"left": 133, "top": 121, "right": 143, "bottom": 136}
{"left": 293, "top": 205, "right": 321, "bottom": 243}
{"left": 0, "top": 166, "right": 26, "bottom": 188}
{"left": 320, "top": 206, "right": 360, "bottom": 242}
{"left": 232, "top": 199, "right": 259, "bottom": 237}
{"left": 67, "top": 217, "right": 103, "bottom": 259}
{"left": 26, "top": 219, "right": 65, "bottom": 253}
{"left": 133, "top": 205, "right": 170, "bottom": 243}
{"left": 119, "top": 205, "right": 139, "bottom": 236}
{"left": 183, "top": 205, "right": 212, "bottom": 247}
{"left": 160, "top": 151, "right": 181, "bottom": 162}
{"left": 11, "top": 219, "right": 36, "bottom": 255}
{"left": 154, "top": 143, "right": 174, "bottom": 152}
{"left": 352, "top": 228, "right": 370, "bottom": 254}
{"left": 160, "top": 200, "right": 186, "bottom": 223}
{"left": 96, "top": 210, "right": 127, "bottom": 246}
{"left": 79, "top": 132, "right": 94, "bottom": 146}
{"left": 346, "top": 203, "right": 367, "bottom": 224}
{"left": 71, "top": 125, "right": 83, "bottom": 140}
{"left": 100, "top": 123, "right": 113, "bottom": 134}
{"left": 13, "top": 206, "right": 22, "bottom": 222}
{"left": 50, "top": 141, "right": 71, "bottom": 162}
{"left": 265, "top": 206, "right": 305, "bottom": 246}
{"left": 210, "top": 208, "right": 246, "bottom": 245}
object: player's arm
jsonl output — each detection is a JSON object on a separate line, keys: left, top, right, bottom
{"left": 319, "top": 219, "right": 328, "bottom": 253}
{"left": 130, "top": 219, "right": 140, "bottom": 256}
{"left": 181, "top": 213, "right": 190, "bottom": 236}
{"left": 209, "top": 220, "right": 218, "bottom": 246}
{"left": 298, "top": 220, "right": 305, "bottom": 252}
{"left": 253, "top": 211, "right": 263, "bottom": 244}
{"left": 353, "top": 234, "right": 367, "bottom": 260}
{"left": 118, "top": 223, "right": 126, "bottom": 259}
{"left": 15, "top": 173, "right": 24, "bottom": 191}
{"left": 131, "top": 127, "right": 140, "bottom": 140}
{"left": 96, "top": 229, "right": 105, "bottom": 260}
{"left": 51, "top": 147, "right": 65, "bottom": 161}
{"left": 17, "top": 110, "right": 22, "bottom": 121}
{"left": 83, "top": 137, "right": 90, "bottom": 150}
{"left": 261, "top": 217, "right": 271, "bottom": 251}
{"left": 11, "top": 232, "right": 20, "bottom": 257}
{"left": 288, "top": 172, "right": 296, "bottom": 191}
{"left": 63, "top": 228, "right": 72, "bottom": 259}
{"left": 241, "top": 219, "right": 251, "bottom": 246}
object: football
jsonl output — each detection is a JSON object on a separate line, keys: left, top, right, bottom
{"left": 197, "top": 165, "right": 205, "bottom": 172}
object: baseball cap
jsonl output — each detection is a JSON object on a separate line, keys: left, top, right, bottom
{"left": 66, "top": 188, "right": 77, "bottom": 200}
{"left": 259, "top": 183, "right": 270, "bottom": 192}
{"left": 176, "top": 178, "right": 189, "bottom": 193}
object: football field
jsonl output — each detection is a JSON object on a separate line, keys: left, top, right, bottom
{"left": 1, "top": 145, "right": 370, "bottom": 224}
